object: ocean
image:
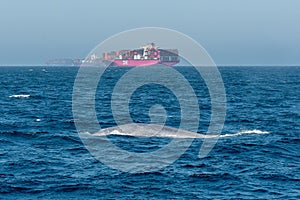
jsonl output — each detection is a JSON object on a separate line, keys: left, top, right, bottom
{"left": 0, "top": 66, "right": 299, "bottom": 199}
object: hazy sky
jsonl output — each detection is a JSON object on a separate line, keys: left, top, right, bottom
{"left": 0, "top": 0, "right": 300, "bottom": 65}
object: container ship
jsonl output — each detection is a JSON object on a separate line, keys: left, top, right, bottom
{"left": 102, "top": 43, "right": 179, "bottom": 67}
{"left": 46, "top": 43, "right": 179, "bottom": 67}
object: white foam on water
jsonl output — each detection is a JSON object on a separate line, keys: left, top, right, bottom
{"left": 9, "top": 94, "right": 30, "bottom": 98}
{"left": 80, "top": 131, "right": 91, "bottom": 135}
{"left": 220, "top": 129, "right": 270, "bottom": 138}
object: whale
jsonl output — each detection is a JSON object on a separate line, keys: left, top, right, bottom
{"left": 87, "top": 123, "right": 269, "bottom": 139}
{"left": 93, "top": 123, "right": 214, "bottom": 138}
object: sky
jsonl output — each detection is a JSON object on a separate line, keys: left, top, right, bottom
{"left": 0, "top": 0, "right": 300, "bottom": 66}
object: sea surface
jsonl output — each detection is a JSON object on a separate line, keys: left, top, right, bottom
{"left": 0, "top": 66, "right": 299, "bottom": 199}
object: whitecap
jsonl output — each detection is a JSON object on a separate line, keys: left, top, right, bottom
{"left": 9, "top": 94, "right": 30, "bottom": 98}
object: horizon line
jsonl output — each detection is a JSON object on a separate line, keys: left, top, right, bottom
{"left": 0, "top": 64, "right": 300, "bottom": 67}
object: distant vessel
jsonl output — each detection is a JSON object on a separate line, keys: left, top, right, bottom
{"left": 102, "top": 43, "right": 180, "bottom": 67}
{"left": 46, "top": 43, "right": 180, "bottom": 67}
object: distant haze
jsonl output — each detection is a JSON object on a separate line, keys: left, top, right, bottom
{"left": 0, "top": 0, "right": 300, "bottom": 66}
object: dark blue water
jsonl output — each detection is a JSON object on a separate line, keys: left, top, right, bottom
{"left": 0, "top": 66, "right": 299, "bottom": 199}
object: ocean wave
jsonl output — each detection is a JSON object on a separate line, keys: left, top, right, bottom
{"left": 8, "top": 94, "right": 30, "bottom": 98}
{"left": 81, "top": 124, "right": 270, "bottom": 139}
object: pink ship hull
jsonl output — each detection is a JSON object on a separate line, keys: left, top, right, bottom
{"left": 112, "top": 59, "right": 159, "bottom": 66}
{"left": 108, "top": 60, "right": 179, "bottom": 67}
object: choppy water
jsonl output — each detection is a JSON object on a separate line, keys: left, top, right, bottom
{"left": 0, "top": 66, "right": 299, "bottom": 199}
